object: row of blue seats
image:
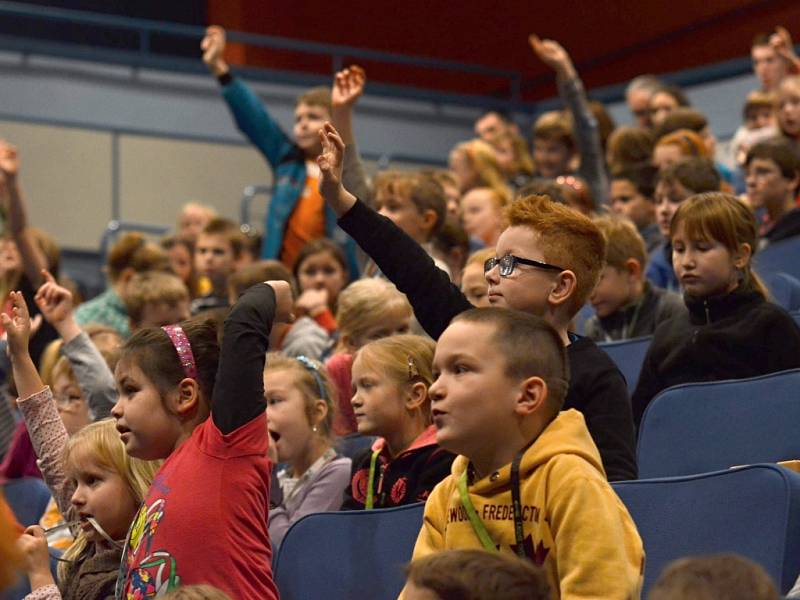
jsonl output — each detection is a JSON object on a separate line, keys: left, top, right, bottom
{"left": 275, "top": 463, "right": 800, "bottom": 599}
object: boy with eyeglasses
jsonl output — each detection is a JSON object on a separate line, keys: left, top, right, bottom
{"left": 317, "top": 123, "right": 637, "bottom": 481}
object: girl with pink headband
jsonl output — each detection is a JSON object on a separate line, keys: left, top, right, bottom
{"left": 111, "top": 280, "right": 292, "bottom": 599}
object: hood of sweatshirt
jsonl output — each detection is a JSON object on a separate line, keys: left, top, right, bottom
{"left": 450, "top": 409, "right": 605, "bottom": 494}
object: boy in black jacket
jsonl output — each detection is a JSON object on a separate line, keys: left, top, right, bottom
{"left": 317, "top": 123, "right": 637, "bottom": 481}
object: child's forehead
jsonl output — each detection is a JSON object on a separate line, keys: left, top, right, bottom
{"left": 295, "top": 102, "right": 330, "bottom": 117}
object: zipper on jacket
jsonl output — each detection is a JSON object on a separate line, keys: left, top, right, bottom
{"left": 704, "top": 299, "right": 711, "bottom": 324}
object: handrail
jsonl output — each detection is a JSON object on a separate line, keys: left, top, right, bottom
{"left": 0, "top": 1, "right": 524, "bottom": 105}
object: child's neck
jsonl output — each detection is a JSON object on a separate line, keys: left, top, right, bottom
{"left": 543, "top": 309, "right": 571, "bottom": 346}
{"left": 383, "top": 416, "right": 427, "bottom": 459}
{"left": 471, "top": 440, "right": 529, "bottom": 481}
{"left": 291, "top": 436, "right": 331, "bottom": 478}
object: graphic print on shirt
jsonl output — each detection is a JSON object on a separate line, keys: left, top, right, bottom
{"left": 123, "top": 498, "right": 179, "bottom": 598}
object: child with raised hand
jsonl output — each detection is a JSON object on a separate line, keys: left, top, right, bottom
{"left": 264, "top": 353, "right": 350, "bottom": 548}
{"left": 318, "top": 122, "right": 638, "bottom": 481}
{"left": 112, "top": 279, "right": 291, "bottom": 598}
{"left": 325, "top": 278, "right": 412, "bottom": 435}
{"left": 529, "top": 35, "right": 609, "bottom": 208}
{"left": 200, "top": 26, "right": 359, "bottom": 276}
{"left": 342, "top": 334, "right": 454, "bottom": 510}
{"left": 330, "top": 65, "right": 372, "bottom": 203}
{"left": 405, "top": 308, "right": 643, "bottom": 598}
{"left": 4, "top": 291, "right": 159, "bottom": 599}
{"left": 631, "top": 192, "right": 800, "bottom": 427}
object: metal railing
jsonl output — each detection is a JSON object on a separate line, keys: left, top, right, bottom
{"left": 0, "top": 1, "right": 529, "bottom": 112}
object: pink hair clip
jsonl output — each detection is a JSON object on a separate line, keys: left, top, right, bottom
{"left": 161, "top": 324, "right": 198, "bottom": 380}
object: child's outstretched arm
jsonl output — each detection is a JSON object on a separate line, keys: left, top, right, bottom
{"left": 318, "top": 123, "right": 471, "bottom": 339}
{"left": 35, "top": 270, "right": 117, "bottom": 419}
{"left": 331, "top": 66, "right": 372, "bottom": 204}
{"left": 529, "top": 35, "right": 609, "bottom": 208}
{"left": 3, "top": 291, "right": 73, "bottom": 514}
{"left": 201, "top": 25, "right": 296, "bottom": 169}
{"left": 212, "top": 281, "right": 293, "bottom": 435}
{"left": 0, "top": 140, "right": 48, "bottom": 288}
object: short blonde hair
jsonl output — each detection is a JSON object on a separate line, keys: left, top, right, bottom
{"left": 297, "top": 86, "right": 332, "bottom": 113}
{"left": 335, "top": 279, "right": 412, "bottom": 350}
{"left": 593, "top": 216, "right": 647, "bottom": 271}
{"left": 450, "top": 139, "right": 511, "bottom": 195}
{"left": 532, "top": 112, "right": 575, "bottom": 150}
{"left": 465, "top": 246, "right": 495, "bottom": 269}
{"left": 60, "top": 419, "right": 161, "bottom": 581}
{"left": 506, "top": 195, "right": 605, "bottom": 315}
{"left": 123, "top": 271, "right": 189, "bottom": 326}
{"left": 264, "top": 353, "right": 336, "bottom": 439}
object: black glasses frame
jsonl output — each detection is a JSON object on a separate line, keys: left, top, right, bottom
{"left": 484, "top": 254, "right": 565, "bottom": 277}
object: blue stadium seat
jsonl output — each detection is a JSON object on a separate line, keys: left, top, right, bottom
{"left": 613, "top": 464, "right": 800, "bottom": 595}
{"left": 755, "top": 236, "right": 800, "bottom": 281}
{"left": 2, "top": 477, "right": 52, "bottom": 526}
{"left": 638, "top": 370, "right": 800, "bottom": 478}
{"left": 762, "top": 272, "right": 800, "bottom": 311}
{"left": 598, "top": 336, "right": 652, "bottom": 393}
{"left": 274, "top": 502, "right": 424, "bottom": 600}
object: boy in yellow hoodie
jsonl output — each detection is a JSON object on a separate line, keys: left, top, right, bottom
{"left": 411, "top": 307, "right": 644, "bottom": 599}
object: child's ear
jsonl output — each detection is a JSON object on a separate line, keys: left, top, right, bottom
{"left": 405, "top": 381, "right": 428, "bottom": 411}
{"left": 515, "top": 376, "right": 547, "bottom": 417}
{"left": 341, "top": 334, "right": 359, "bottom": 354}
{"left": 173, "top": 378, "right": 201, "bottom": 418}
{"left": 311, "top": 399, "right": 328, "bottom": 430}
{"left": 547, "top": 270, "right": 577, "bottom": 307}
{"left": 624, "top": 258, "right": 643, "bottom": 280}
{"left": 421, "top": 209, "right": 438, "bottom": 234}
{"left": 733, "top": 242, "right": 752, "bottom": 270}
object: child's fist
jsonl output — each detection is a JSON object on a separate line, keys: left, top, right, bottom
{"left": 332, "top": 66, "right": 366, "bottom": 109}
{"left": 201, "top": 25, "right": 229, "bottom": 77}
{"left": 1, "top": 290, "right": 32, "bottom": 356}
{"left": 0, "top": 140, "right": 19, "bottom": 179}
{"left": 265, "top": 280, "right": 294, "bottom": 324}
{"left": 34, "top": 269, "right": 74, "bottom": 325}
{"left": 294, "top": 288, "right": 329, "bottom": 318}
{"left": 529, "top": 35, "right": 574, "bottom": 77}
{"left": 16, "top": 526, "right": 50, "bottom": 577}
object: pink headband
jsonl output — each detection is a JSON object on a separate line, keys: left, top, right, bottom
{"left": 161, "top": 325, "right": 198, "bottom": 380}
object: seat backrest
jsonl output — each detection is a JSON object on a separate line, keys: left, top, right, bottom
{"left": 637, "top": 369, "right": 800, "bottom": 478}
{"left": 613, "top": 464, "right": 800, "bottom": 595}
{"left": 598, "top": 336, "right": 652, "bottom": 393}
{"left": 755, "top": 236, "right": 800, "bottom": 281}
{"left": 274, "top": 503, "right": 424, "bottom": 600}
{"left": 762, "top": 272, "right": 800, "bottom": 311}
{"left": 1, "top": 477, "right": 52, "bottom": 527}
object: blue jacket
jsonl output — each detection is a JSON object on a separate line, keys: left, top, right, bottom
{"left": 646, "top": 241, "right": 679, "bottom": 292}
{"left": 220, "top": 77, "right": 360, "bottom": 276}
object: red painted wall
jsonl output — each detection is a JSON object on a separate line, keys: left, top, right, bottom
{"left": 208, "top": 0, "right": 800, "bottom": 99}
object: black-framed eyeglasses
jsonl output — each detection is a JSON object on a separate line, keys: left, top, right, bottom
{"left": 484, "top": 254, "right": 565, "bottom": 277}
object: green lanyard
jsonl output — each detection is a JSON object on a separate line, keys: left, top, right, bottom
{"left": 365, "top": 448, "right": 382, "bottom": 510}
{"left": 457, "top": 449, "right": 528, "bottom": 558}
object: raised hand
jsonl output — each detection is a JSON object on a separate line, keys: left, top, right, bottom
{"left": 201, "top": 25, "right": 229, "bottom": 77}
{"left": 265, "top": 280, "right": 295, "bottom": 324}
{"left": 318, "top": 122, "right": 345, "bottom": 195}
{"left": 771, "top": 26, "right": 800, "bottom": 72}
{"left": 35, "top": 269, "right": 74, "bottom": 326}
{"left": 294, "top": 288, "right": 329, "bottom": 318}
{"left": 2, "top": 290, "right": 32, "bottom": 358}
{"left": 332, "top": 66, "right": 366, "bottom": 109}
{"left": 529, "top": 34, "right": 576, "bottom": 79}
{"left": 0, "top": 139, "right": 19, "bottom": 180}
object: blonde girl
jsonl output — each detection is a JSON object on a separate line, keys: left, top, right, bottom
{"left": 4, "top": 292, "right": 158, "bottom": 600}
{"left": 342, "top": 334, "right": 454, "bottom": 510}
{"left": 325, "top": 279, "right": 412, "bottom": 435}
{"left": 631, "top": 192, "right": 800, "bottom": 427}
{"left": 459, "top": 187, "right": 509, "bottom": 246}
{"left": 448, "top": 139, "right": 511, "bottom": 196}
{"left": 461, "top": 247, "right": 495, "bottom": 308}
{"left": 264, "top": 353, "right": 351, "bottom": 549}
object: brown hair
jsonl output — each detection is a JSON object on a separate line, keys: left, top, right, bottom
{"left": 744, "top": 90, "right": 777, "bottom": 119}
{"left": 265, "top": 353, "right": 336, "bottom": 439}
{"left": 607, "top": 126, "right": 656, "bottom": 174}
{"left": 593, "top": 216, "right": 648, "bottom": 270}
{"left": 655, "top": 129, "right": 709, "bottom": 158}
{"left": 374, "top": 171, "right": 447, "bottom": 238}
{"left": 161, "top": 234, "right": 198, "bottom": 295}
{"left": 654, "top": 107, "right": 708, "bottom": 140}
{"left": 229, "top": 260, "right": 297, "bottom": 301}
{"left": 123, "top": 271, "right": 190, "bottom": 327}
{"left": 296, "top": 86, "right": 332, "bottom": 113}
{"left": 292, "top": 239, "right": 349, "bottom": 283}
{"left": 489, "top": 131, "right": 535, "bottom": 176}
{"left": 453, "top": 308, "right": 569, "bottom": 411}
{"left": 649, "top": 553, "right": 778, "bottom": 600}
{"left": 506, "top": 195, "right": 606, "bottom": 315}
{"left": 120, "top": 317, "right": 220, "bottom": 413}
{"left": 657, "top": 158, "right": 721, "bottom": 193}
{"left": 745, "top": 138, "right": 800, "bottom": 184}
{"left": 405, "top": 549, "right": 551, "bottom": 600}
{"left": 671, "top": 192, "right": 768, "bottom": 298}
{"left": 107, "top": 233, "right": 170, "bottom": 283}
{"left": 200, "top": 218, "right": 245, "bottom": 258}
{"left": 612, "top": 164, "right": 659, "bottom": 199}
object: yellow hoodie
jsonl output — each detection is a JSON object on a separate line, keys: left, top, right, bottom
{"left": 410, "top": 409, "right": 644, "bottom": 599}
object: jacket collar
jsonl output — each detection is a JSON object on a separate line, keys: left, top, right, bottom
{"left": 684, "top": 286, "right": 763, "bottom": 325}
{"left": 371, "top": 424, "right": 439, "bottom": 458}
